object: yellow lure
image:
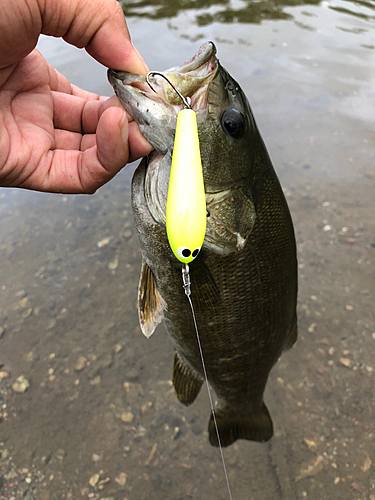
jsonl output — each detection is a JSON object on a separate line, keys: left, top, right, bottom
{"left": 166, "top": 108, "right": 206, "bottom": 264}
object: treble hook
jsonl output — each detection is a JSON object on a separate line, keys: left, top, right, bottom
{"left": 146, "top": 71, "right": 192, "bottom": 110}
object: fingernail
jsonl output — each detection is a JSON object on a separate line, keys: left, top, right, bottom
{"left": 119, "top": 111, "right": 129, "bottom": 145}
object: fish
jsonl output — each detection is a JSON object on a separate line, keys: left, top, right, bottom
{"left": 108, "top": 41, "right": 298, "bottom": 447}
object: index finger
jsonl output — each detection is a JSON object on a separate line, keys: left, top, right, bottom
{"left": 60, "top": 0, "right": 149, "bottom": 75}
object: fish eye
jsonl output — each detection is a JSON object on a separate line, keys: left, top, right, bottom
{"left": 176, "top": 246, "right": 191, "bottom": 259}
{"left": 221, "top": 108, "right": 245, "bottom": 139}
{"left": 192, "top": 247, "right": 201, "bottom": 259}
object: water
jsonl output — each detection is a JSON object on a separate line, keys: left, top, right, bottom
{"left": 0, "top": 1, "right": 374, "bottom": 499}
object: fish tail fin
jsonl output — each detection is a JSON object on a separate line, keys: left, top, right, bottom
{"left": 172, "top": 353, "right": 203, "bottom": 406}
{"left": 208, "top": 403, "right": 273, "bottom": 447}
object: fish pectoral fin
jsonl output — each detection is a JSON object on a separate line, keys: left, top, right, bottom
{"left": 190, "top": 258, "right": 220, "bottom": 311}
{"left": 172, "top": 353, "right": 203, "bottom": 406}
{"left": 209, "top": 402, "right": 273, "bottom": 447}
{"left": 283, "top": 317, "right": 298, "bottom": 351}
{"left": 138, "top": 260, "right": 166, "bottom": 338}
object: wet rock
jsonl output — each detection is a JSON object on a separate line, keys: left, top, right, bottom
{"left": 120, "top": 412, "right": 134, "bottom": 423}
{"left": 296, "top": 455, "right": 325, "bottom": 481}
{"left": 303, "top": 438, "right": 317, "bottom": 451}
{"left": 114, "top": 344, "right": 123, "bottom": 353}
{"left": 12, "top": 375, "right": 30, "bottom": 393}
{"left": 141, "top": 402, "right": 153, "bottom": 414}
{"left": 172, "top": 427, "right": 183, "bottom": 440}
{"left": 97, "top": 237, "right": 112, "bottom": 248}
{"left": 144, "top": 443, "right": 157, "bottom": 466}
{"left": 361, "top": 454, "right": 372, "bottom": 472}
{"left": 6, "top": 469, "right": 18, "bottom": 479}
{"left": 339, "top": 358, "right": 351, "bottom": 368}
{"left": 98, "top": 477, "right": 110, "bottom": 489}
{"left": 90, "top": 376, "right": 101, "bottom": 385}
{"left": 89, "top": 473, "right": 100, "bottom": 487}
{"left": 25, "top": 351, "right": 34, "bottom": 362}
{"left": 108, "top": 257, "right": 118, "bottom": 270}
{"left": 74, "top": 356, "right": 87, "bottom": 372}
{"left": 191, "top": 424, "right": 203, "bottom": 436}
{"left": 21, "top": 308, "right": 33, "bottom": 319}
{"left": 115, "top": 472, "right": 127, "bottom": 486}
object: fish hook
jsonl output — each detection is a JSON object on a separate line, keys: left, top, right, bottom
{"left": 146, "top": 71, "right": 192, "bottom": 110}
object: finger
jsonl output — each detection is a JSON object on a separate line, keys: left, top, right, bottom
{"left": 81, "top": 134, "right": 96, "bottom": 151}
{"left": 127, "top": 122, "right": 153, "bottom": 163}
{"left": 41, "top": 0, "right": 149, "bottom": 75}
{"left": 53, "top": 92, "right": 87, "bottom": 132}
{"left": 53, "top": 92, "right": 105, "bottom": 134}
{"left": 54, "top": 129, "right": 83, "bottom": 150}
{"left": 79, "top": 106, "right": 130, "bottom": 193}
{"left": 78, "top": 2, "right": 149, "bottom": 74}
{"left": 38, "top": 108, "right": 127, "bottom": 194}
{"left": 96, "top": 95, "right": 135, "bottom": 125}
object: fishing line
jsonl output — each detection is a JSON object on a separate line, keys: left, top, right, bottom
{"left": 182, "top": 265, "right": 233, "bottom": 500}
{"left": 147, "top": 71, "right": 233, "bottom": 499}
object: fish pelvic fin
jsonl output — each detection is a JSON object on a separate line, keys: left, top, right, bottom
{"left": 138, "top": 260, "right": 166, "bottom": 338}
{"left": 208, "top": 402, "right": 273, "bottom": 447}
{"left": 172, "top": 353, "right": 203, "bottom": 406}
{"left": 283, "top": 317, "right": 298, "bottom": 351}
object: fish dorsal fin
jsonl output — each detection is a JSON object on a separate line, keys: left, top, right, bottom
{"left": 138, "top": 260, "right": 166, "bottom": 338}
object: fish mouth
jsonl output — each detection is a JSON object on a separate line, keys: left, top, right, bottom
{"left": 107, "top": 41, "right": 218, "bottom": 122}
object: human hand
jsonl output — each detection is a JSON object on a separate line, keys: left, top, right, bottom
{"left": 0, "top": 0, "right": 153, "bottom": 194}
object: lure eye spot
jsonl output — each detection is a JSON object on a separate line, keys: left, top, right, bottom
{"left": 177, "top": 246, "right": 191, "bottom": 260}
{"left": 192, "top": 247, "right": 200, "bottom": 258}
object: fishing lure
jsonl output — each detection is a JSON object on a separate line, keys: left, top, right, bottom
{"left": 146, "top": 72, "right": 207, "bottom": 264}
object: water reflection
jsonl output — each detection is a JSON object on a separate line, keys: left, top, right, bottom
{"left": 121, "top": 0, "right": 375, "bottom": 26}
{"left": 121, "top": 0, "right": 322, "bottom": 22}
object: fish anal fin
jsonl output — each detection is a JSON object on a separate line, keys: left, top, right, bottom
{"left": 208, "top": 402, "right": 273, "bottom": 447}
{"left": 138, "top": 260, "right": 165, "bottom": 338}
{"left": 172, "top": 353, "right": 203, "bottom": 406}
{"left": 283, "top": 318, "right": 298, "bottom": 351}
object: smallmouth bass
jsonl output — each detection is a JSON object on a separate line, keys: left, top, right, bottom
{"left": 108, "top": 42, "right": 297, "bottom": 447}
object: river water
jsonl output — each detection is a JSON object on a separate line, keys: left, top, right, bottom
{"left": 0, "top": 1, "right": 374, "bottom": 499}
